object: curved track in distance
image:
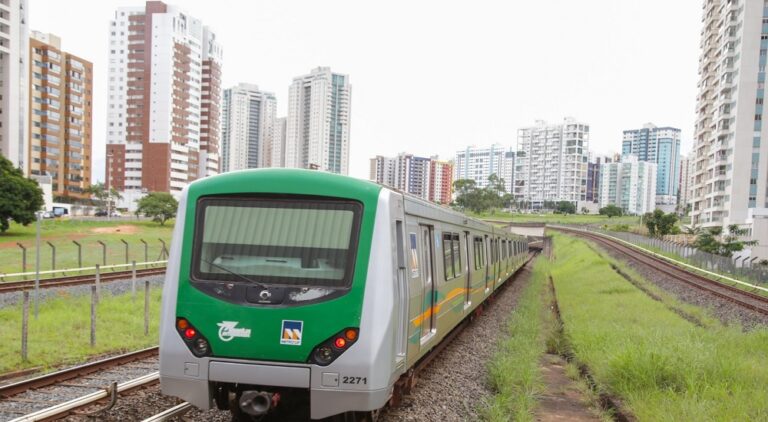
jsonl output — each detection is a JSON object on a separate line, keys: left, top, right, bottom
{"left": 552, "top": 227, "right": 768, "bottom": 316}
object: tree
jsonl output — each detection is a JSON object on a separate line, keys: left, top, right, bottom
{"left": 643, "top": 209, "right": 678, "bottom": 237}
{"left": 599, "top": 205, "right": 623, "bottom": 218}
{"left": 554, "top": 201, "right": 576, "bottom": 214}
{"left": 136, "top": 192, "right": 178, "bottom": 225}
{"left": 0, "top": 156, "right": 44, "bottom": 233}
{"left": 702, "top": 224, "right": 759, "bottom": 257}
{"left": 87, "top": 183, "right": 123, "bottom": 211}
{"left": 581, "top": 206, "right": 590, "bottom": 214}
{"left": 452, "top": 175, "right": 508, "bottom": 214}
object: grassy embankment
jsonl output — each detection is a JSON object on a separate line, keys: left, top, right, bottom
{"left": 0, "top": 286, "right": 162, "bottom": 373}
{"left": 484, "top": 233, "right": 768, "bottom": 420}
{"left": 481, "top": 257, "right": 554, "bottom": 421}
{"left": 0, "top": 219, "right": 174, "bottom": 276}
{"left": 471, "top": 211, "right": 641, "bottom": 226}
{"left": 550, "top": 233, "right": 768, "bottom": 420}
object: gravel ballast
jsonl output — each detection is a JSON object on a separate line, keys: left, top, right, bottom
{"left": 60, "top": 260, "right": 537, "bottom": 421}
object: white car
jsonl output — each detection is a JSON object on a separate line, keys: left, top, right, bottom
{"left": 110, "top": 211, "right": 122, "bottom": 217}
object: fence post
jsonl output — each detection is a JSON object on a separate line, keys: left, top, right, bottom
{"left": 121, "top": 239, "right": 129, "bottom": 264}
{"left": 95, "top": 264, "right": 101, "bottom": 304}
{"left": 97, "top": 240, "right": 107, "bottom": 266}
{"left": 144, "top": 280, "right": 150, "bottom": 336}
{"left": 90, "top": 285, "right": 96, "bottom": 347}
{"left": 140, "top": 239, "right": 148, "bottom": 263}
{"left": 21, "top": 291, "right": 29, "bottom": 361}
{"left": 46, "top": 241, "right": 55, "bottom": 271}
{"left": 72, "top": 241, "right": 82, "bottom": 269}
{"left": 132, "top": 260, "right": 137, "bottom": 301}
{"left": 16, "top": 243, "right": 26, "bottom": 273}
{"left": 158, "top": 239, "right": 168, "bottom": 260}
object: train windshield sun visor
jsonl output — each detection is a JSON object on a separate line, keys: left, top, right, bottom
{"left": 192, "top": 196, "right": 363, "bottom": 290}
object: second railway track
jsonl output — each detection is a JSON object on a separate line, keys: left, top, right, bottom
{"left": 553, "top": 226, "right": 768, "bottom": 316}
{"left": 0, "top": 267, "right": 166, "bottom": 294}
{"left": 0, "top": 347, "right": 159, "bottom": 421}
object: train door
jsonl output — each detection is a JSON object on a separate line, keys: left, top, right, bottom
{"left": 419, "top": 225, "right": 436, "bottom": 342}
{"left": 394, "top": 219, "right": 407, "bottom": 366}
{"left": 484, "top": 235, "right": 490, "bottom": 292}
{"left": 463, "top": 231, "right": 471, "bottom": 305}
{"left": 495, "top": 237, "right": 502, "bottom": 283}
{"left": 489, "top": 238, "right": 497, "bottom": 290}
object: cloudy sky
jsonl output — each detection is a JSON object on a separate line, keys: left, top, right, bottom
{"left": 31, "top": 0, "right": 702, "bottom": 181}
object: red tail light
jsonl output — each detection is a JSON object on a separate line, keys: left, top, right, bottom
{"left": 175, "top": 317, "right": 212, "bottom": 357}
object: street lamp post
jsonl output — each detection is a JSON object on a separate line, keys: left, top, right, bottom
{"left": 34, "top": 210, "right": 42, "bottom": 319}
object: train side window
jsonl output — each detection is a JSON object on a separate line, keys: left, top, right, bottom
{"left": 409, "top": 233, "right": 419, "bottom": 278}
{"left": 473, "top": 236, "right": 484, "bottom": 270}
{"left": 443, "top": 232, "right": 463, "bottom": 280}
{"left": 452, "top": 233, "right": 462, "bottom": 277}
{"left": 501, "top": 240, "right": 507, "bottom": 260}
{"left": 442, "top": 233, "right": 454, "bottom": 280}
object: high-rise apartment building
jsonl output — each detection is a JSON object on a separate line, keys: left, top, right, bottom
{"left": 220, "top": 83, "right": 276, "bottom": 173}
{"left": 622, "top": 123, "right": 681, "bottom": 207}
{"left": 692, "top": 0, "right": 768, "bottom": 257}
{"left": 428, "top": 158, "right": 453, "bottom": 205}
{"left": 273, "top": 117, "right": 286, "bottom": 168}
{"left": 28, "top": 32, "right": 92, "bottom": 199}
{"left": 587, "top": 153, "right": 622, "bottom": 205}
{"left": 453, "top": 144, "right": 510, "bottom": 190}
{"left": 0, "top": 0, "right": 28, "bottom": 173}
{"left": 599, "top": 154, "right": 657, "bottom": 215}
{"left": 286, "top": 67, "right": 351, "bottom": 174}
{"left": 369, "top": 153, "right": 430, "bottom": 197}
{"left": 105, "top": 1, "right": 223, "bottom": 196}
{"left": 678, "top": 154, "right": 693, "bottom": 212}
{"left": 515, "top": 118, "right": 590, "bottom": 207}
{"left": 369, "top": 153, "right": 453, "bottom": 204}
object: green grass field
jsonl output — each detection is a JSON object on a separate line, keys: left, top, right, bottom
{"left": 0, "top": 287, "right": 161, "bottom": 373}
{"left": 550, "top": 233, "right": 768, "bottom": 420}
{"left": 0, "top": 219, "right": 174, "bottom": 276}
{"left": 482, "top": 258, "right": 553, "bottom": 421}
{"left": 472, "top": 211, "right": 641, "bottom": 226}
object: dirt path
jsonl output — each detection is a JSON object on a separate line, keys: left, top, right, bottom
{"left": 535, "top": 354, "right": 601, "bottom": 422}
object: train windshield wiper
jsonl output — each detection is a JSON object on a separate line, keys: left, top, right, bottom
{"left": 201, "top": 258, "right": 268, "bottom": 291}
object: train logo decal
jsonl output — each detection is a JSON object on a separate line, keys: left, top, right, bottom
{"left": 217, "top": 321, "right": 252, "bottom": 342}
{"left": 280, "top": 320, "right": 303, "bottom": 345}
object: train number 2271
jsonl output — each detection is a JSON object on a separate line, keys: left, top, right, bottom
{"left": 342, "top": 376, "right": 367, "bottom": 385}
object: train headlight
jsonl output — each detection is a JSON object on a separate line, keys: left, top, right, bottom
{"left": 313, "top": 346, "right": 335, "bottom": 365}
{"left": 309, "top": 327, "right": 359, "bottom": 366}
{"left": 193, "top": 337, "right": 211, "bottom": 357}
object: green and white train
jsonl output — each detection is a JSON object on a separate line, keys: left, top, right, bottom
{"left": 159, "top": 169, "right": 529, "bottom": 421}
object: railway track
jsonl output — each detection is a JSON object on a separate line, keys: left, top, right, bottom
{"left": 554, "top": 227, "right": 768, "bottom": 316}
{"left": 0, "top": 347, "right": 159, "bottom": 421}
{"left": 0, "top": 267, "right": 166, "bottom": 294}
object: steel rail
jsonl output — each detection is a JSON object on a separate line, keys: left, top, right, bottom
{"left": 0, "top": 347, "right": 158, "bottom": 398}
{"left": 0, "top": 260, "right": 168, "bottom": 280}
{"left": 0, "top": 267, "right": 166, "bottom": 294}
{"left": 552, "top": 227, "right": 768, "bottom": 315}
{"left": 140, "top": 402, "right": 193, "bottom": 422}
{"left": 8, "top": 372, "right": 159, "bottom": 422}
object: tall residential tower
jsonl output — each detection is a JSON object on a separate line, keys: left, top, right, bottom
{"left": 692, "top": 0, "right": 768, "bottom": 257}
{"left": 220, "top": 83, "right": 277, "bottom": 172}
{"left": 28, "top": 32, "right": 93, "bottom": 199}
{"left": 105, "top": 1, "right": 223, "bottom": 196}
{"left": 0, "top": 0, "right": 28, "bottom": 172}
{"left": 286, "top": 67, "right": 351, "bottom": 174}
{"left": 622, "top": 123, "right": 681, "bottom": 209}
{"left": 515, "top": 118, "right": 590, "bottom": 207}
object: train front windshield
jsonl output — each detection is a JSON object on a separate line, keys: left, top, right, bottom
{"left": 192, "top": 196, "right": 362, "bottom": 289}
